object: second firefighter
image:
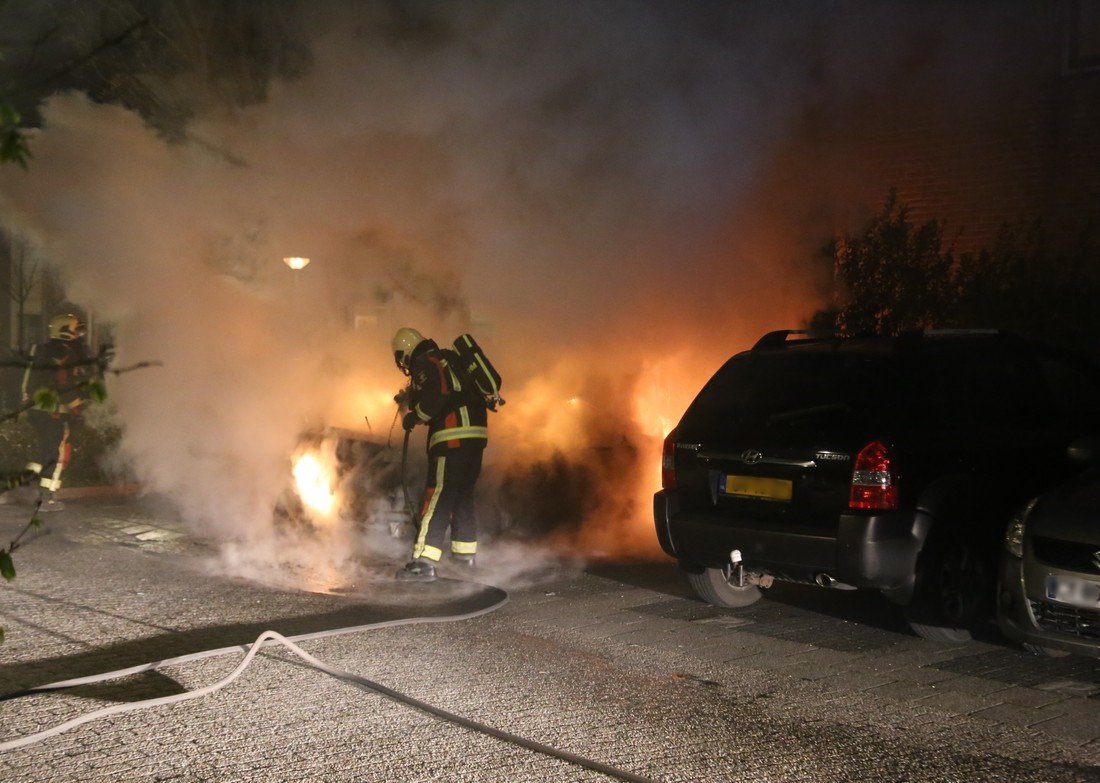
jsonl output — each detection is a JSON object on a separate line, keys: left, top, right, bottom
{"left": 392, "top": 327, "right": 488, "bottom": 582}
{"left": 21, "top": 313, "right": 93, "bottom": 510}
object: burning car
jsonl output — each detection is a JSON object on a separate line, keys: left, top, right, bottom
{"left": 280, "top": 427, "right": 416, "bottom": 536}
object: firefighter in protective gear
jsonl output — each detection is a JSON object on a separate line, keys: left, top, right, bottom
{"left": 393, "top": 327, "right": 488, "bottom": 582}
{"left": 21, "top": 313, "right": 92, "bottom": 511}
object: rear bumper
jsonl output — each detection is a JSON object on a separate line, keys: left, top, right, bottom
{"left": 997, "top": 553, "right": 1100, "bottom": 658}
{"left": 654, "top": 490, "right": 928, "bottom": 593}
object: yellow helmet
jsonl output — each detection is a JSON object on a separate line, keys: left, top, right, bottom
{"left": 392, "top": 327, "right": 425, "bottom": 373}
{"left": 48, "top": 313, "right": 85, "bottom": 341}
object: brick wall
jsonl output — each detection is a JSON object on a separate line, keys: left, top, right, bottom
{"left": 858, "top": 4, "right": 1100, "bottom": 255}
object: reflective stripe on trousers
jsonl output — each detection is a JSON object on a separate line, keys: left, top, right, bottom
{"left": 412, "top": 448, "right": 483, "bottom": 561}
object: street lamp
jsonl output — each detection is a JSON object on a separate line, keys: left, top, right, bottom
{"left": 284, "top": 256, "right": 311, "bottom": 293}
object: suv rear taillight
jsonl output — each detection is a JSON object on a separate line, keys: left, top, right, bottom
{"left": 849, "top": 440, "right": 898, "bottom": 510}
{"left": 662, "top": 435, "right": 678, "bottom": 490}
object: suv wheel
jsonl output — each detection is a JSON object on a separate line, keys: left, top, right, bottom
{"left": 686, "top": 566, "right": 763, "bottom": 608}
{"left": 905, "top": 532, "right": 989, "bottom": 642}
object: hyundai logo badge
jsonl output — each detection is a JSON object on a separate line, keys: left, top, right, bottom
{"left": 741, "top": 449, "right": 763, "bottom": 464}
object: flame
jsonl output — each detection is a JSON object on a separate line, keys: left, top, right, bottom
{"left": 607, "top": 359, "right": 688, "bottom": 558}
{"left": 293, "top": 448, "right": 338, "bottom": 520}
{"left": 496, "top": 361, "right": 609, "bottom": 460}
{"left": 488, "top": 353, "right": 708, "bottom": 560}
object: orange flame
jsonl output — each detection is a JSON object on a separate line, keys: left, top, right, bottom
{"left": 292, "top": 444, "right": 339, "bottom": 522}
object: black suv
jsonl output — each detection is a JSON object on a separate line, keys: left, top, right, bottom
{"left": 654, "top": 330, "right": 1100, "bottom": 640}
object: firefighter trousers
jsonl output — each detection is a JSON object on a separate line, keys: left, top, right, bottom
{"left": 26, "top": 410, "right": 73, "bottom": 493}
{"left": 412, "top": 447, "right": 483, "bottom": 562}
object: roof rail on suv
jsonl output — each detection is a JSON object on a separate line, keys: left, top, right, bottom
{"left": 755, "top": 328, "right": 1006, "bottom": 352}
{"left": 751, "top": 330, "right": 838, "bottom": 351}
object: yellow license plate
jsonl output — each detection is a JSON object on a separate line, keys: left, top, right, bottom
{"left": 723, "top": 475, "right": 793, "bottom": 502}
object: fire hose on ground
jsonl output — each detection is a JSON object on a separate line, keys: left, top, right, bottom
{"left": 0, "top": 584, "right": 662, "bottom": 783}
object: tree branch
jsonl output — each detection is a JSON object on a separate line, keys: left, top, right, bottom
{"left": 0, "top": 349, "right": 162, "bottom": 425}
{"left": 32, "top": 16, "right": 150, "bottom": 90}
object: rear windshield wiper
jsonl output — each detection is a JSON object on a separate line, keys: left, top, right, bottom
{"left": 767, "top": 402, "right": 850, "bottom": 425}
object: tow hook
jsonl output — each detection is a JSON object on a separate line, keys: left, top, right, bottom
{"left": 724, "top": 549, "right": 775, "bottom": 590}
{"left": 726, "top": 549, "right": 745, "bottom": 587}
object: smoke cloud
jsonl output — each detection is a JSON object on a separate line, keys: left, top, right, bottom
{"left": 0, "top": 2, "right": 1052, "bottom": 583}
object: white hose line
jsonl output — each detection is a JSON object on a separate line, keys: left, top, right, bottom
{"left": 0, "top": 598, "right": 662, "bottom": 783}
{"left": 13, "top": 594, "right": 508, "bottom": 693}
{"left": 0, "top": 629, "right": 283, "bottom": 751}
{"left": 1, "top": 592, "right": 509, "bottom": 752}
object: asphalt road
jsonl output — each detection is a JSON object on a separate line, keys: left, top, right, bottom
{"left": 1, "top": 497, "right": 1098, "bottom": 782}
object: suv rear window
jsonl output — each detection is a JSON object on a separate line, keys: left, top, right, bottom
{"left": 680, "top": 350, "right": 898, "bottom": 434}
{"left": 911, "top": 342, "right": 1047, "bottom": 426}
{"left": 1036, "top": 353, "right": 1100, "bottom": 422}
{"left": 678, "top": 336, "right": 1064, "bottom": 439}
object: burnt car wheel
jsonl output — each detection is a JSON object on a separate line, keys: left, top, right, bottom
{"left": 686, "top": 566, "right": 763, "bottom": 609}
{"left": 905, "top": 532, "right": 990, "bottom": 642}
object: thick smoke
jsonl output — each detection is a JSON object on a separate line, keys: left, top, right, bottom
{"left": 0, "top": 2, "right": 1051, "bottom": 580}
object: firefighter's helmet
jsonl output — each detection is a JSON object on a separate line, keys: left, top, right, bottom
{"left": 48, "top": 313, "right": 86, "bottom": 341}
{"left": 392, "top": 327, "right": 425, "bottom": 374}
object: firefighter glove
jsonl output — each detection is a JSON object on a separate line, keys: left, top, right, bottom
{"left": 402, "top": 411, "right": 419, "bottom": 431}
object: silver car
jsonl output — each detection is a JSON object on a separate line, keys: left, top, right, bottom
{"left": 998, "top": 460, "right": 1100, "bottom": 657}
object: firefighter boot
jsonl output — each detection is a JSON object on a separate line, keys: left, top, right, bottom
{"left": 396, "top": 558, "right": 437, "bottom": 583}
{"left": 37, "top": 489, "right": 65, "bottom": 513}
{"left": 451, "top": 553, "right": 476, "bottom": 570}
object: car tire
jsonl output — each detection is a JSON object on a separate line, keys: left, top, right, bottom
{"left": 905, "top": 531, "right": 990, "bottom": 642}
{"left": 686, "top": 567, "right": 763, "bottom": 608}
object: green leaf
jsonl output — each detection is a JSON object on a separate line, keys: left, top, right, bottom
{"left": 0, "top": 128, "right": 31, "bottom": 168}
{"left": 0, "top": 103, "right": 20, "bottom": 125}
{"left": 0, "top": 97, "right": 31, "bottom": 168}
{"left": 30, "top": 516, "right": 41, "bottom": 529}
{"left": 0, "top": 550, "right": 15, "bottom": 581}
{"left": 32, "top": 387, "right": 59, "bottom": 412}
{"left": 84, "top": 378, "right": 108, "bottom": 403}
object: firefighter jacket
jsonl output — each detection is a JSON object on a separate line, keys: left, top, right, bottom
{"left": 407, "top": 339, "right": 488, "bottom": 456}
{"left": 21, "top": 338, "right": 92, "bottom": 417}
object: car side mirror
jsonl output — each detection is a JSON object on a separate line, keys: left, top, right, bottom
{"left": 1067, "top": 436, "right": 1100, "bottom": 464}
